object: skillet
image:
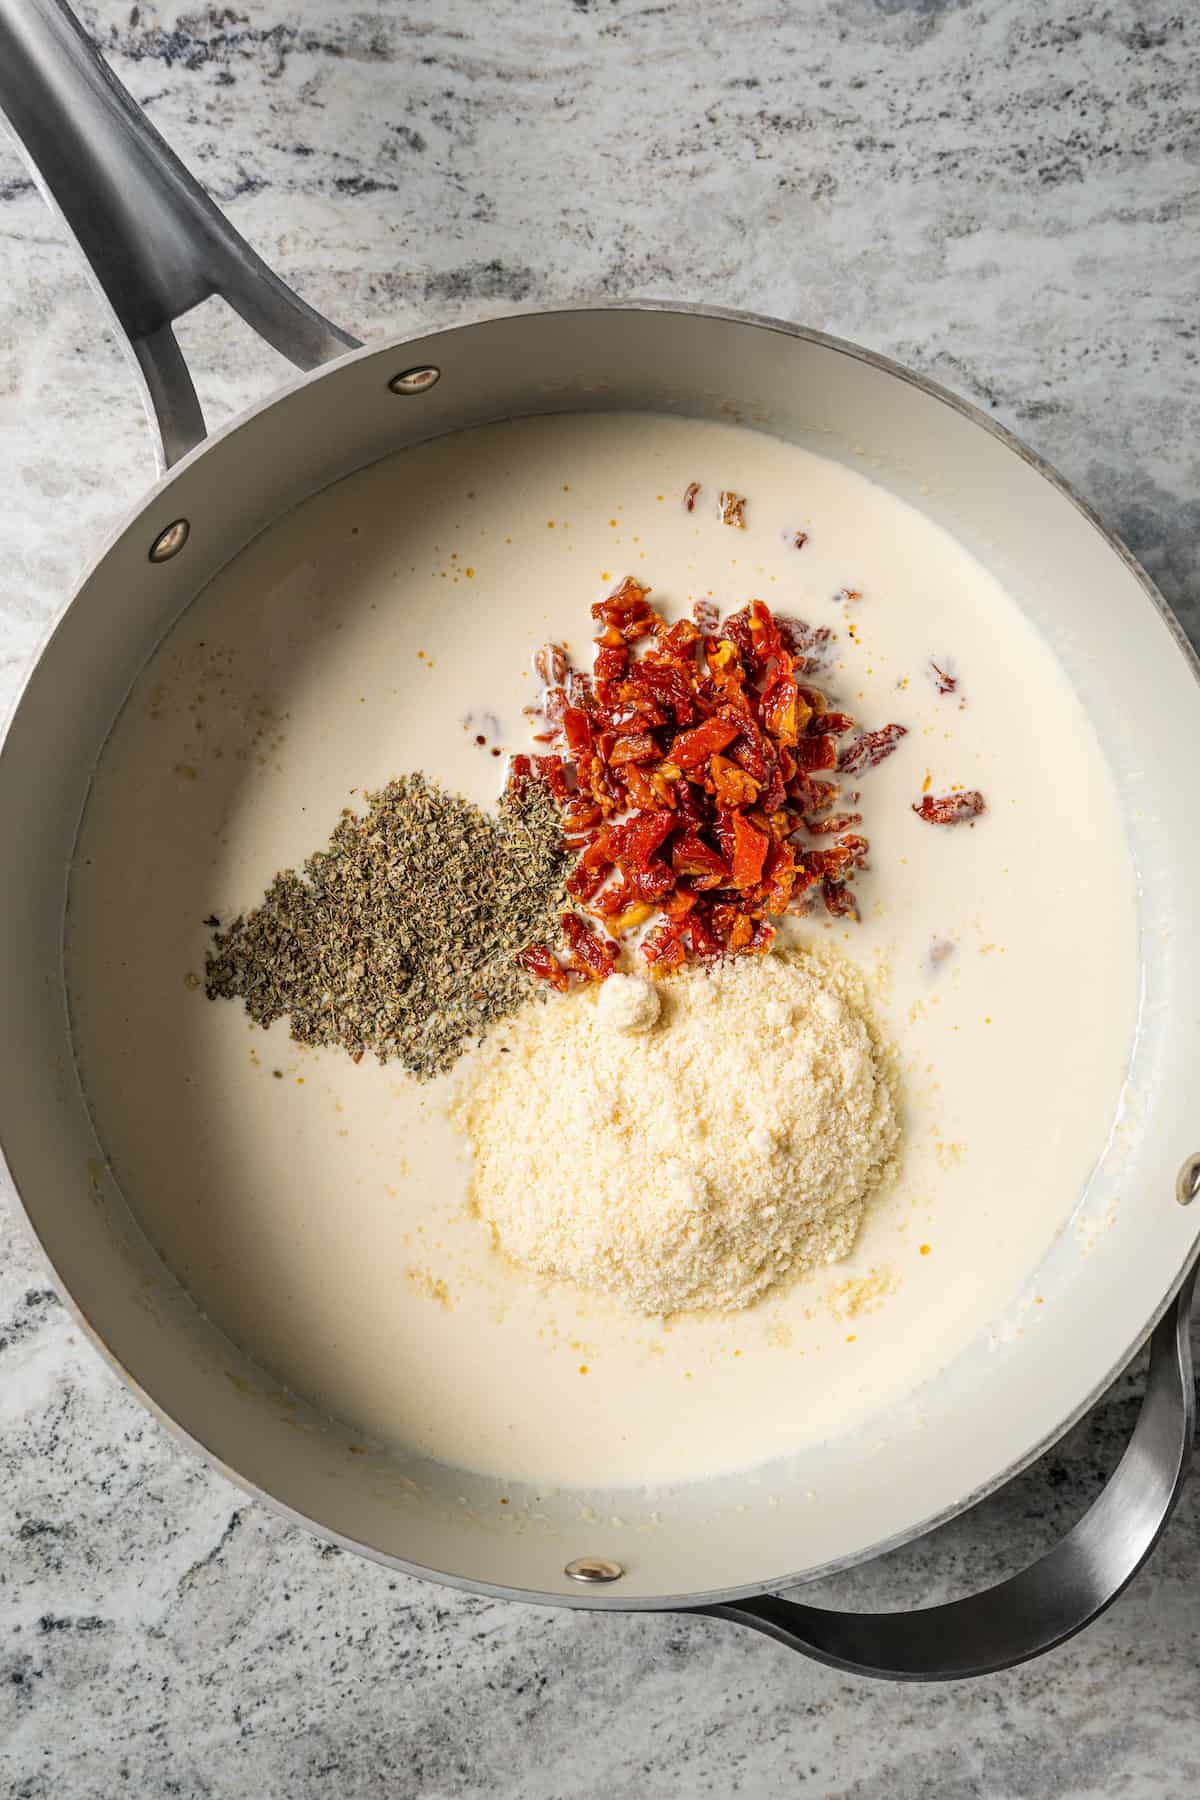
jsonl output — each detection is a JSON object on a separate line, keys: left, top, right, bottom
{"left": 1, "top": 0, "right": 1197, "bottom": 1678}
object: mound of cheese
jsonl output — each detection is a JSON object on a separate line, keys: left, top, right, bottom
{"left": 455, "top": 946, "right": 898, "bottom": 1315}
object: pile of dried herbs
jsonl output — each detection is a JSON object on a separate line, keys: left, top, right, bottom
{"left": 204, "top": 773, "right": 567, "bottom": 1080}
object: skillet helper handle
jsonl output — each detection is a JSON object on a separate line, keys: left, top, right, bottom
{"left": 0, "top": 0, "right": 359, "bottom": 468}
{"left": 692, "top": 1266, "right": 1196, "bottom": 1681}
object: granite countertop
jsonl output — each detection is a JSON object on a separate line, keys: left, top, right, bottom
{"left": 2, "top": 2, "right": 1199, "bottom": 1793}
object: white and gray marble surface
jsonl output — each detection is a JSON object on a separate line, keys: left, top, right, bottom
{"left": 2, "top": 2, "right": 1199, "bottom": 1794}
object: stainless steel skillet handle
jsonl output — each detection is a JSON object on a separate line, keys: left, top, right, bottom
{"left": 690, "top": 1266, "right": 1196, "bottom": 1681}
{"left": 0, "top": 0, "right": 360, "bottom": 469}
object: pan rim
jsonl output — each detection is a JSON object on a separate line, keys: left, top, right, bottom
{"left": 5, "top": 295, "right": 1198, "bottom": 744}
{"left": 41, "top": 1221, "right": 1200, "bottom": 1612}
{"left": 3, "top": 296, "right": 1198, "bottom": 1608}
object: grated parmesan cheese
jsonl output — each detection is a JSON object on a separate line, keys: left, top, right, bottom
{"left": 454, "top": 945, "right": 899, "bottom": 1315}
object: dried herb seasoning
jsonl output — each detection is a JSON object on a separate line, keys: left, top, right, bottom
{"left": 204, "top": 773, "right": 567, "bottom": 1080}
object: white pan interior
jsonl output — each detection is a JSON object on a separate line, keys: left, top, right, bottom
{"left": 1, "top": 306, "right": 1198, "bottom": 1606}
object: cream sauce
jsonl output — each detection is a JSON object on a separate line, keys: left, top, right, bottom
{"left": 66, "top": 412, "right": 1138, "bottom": 1489}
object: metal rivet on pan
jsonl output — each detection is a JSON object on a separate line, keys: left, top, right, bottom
{"left": 565, "top": 1556, "right": 624, "bottom": 1584}
{"left": 1177, "top": 1154, "right": 1200, "bottom": 1206}
{"left": 388, "top": 365, "right": 441, "bottom": 395}
{"left": 148, "top": 519, "right": 190, "bottom": 563}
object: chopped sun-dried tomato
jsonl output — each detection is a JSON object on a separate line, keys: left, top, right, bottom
{"left": 930, "top": 660, "right": 957, "bottom": 696}
{"left": 631, "top": 857, "right": 676, "bottom": 904}
{"left": 671, "top": 832, "right": 730, "bottom": 889}
{"left": 607, "top": 732, "right": 659, "bottom": 767}
{"left": 621, "top": 763, "right": 666, "bottom": 812}
{"left": 793, "top": 775, "right": 837, "bottom": 812}
{"left": 565, "top": 859, "right": 609, "bottom": 904}
{"left": 729, "top": 813, "right": 769, "bottom": 889}
{"left": 708, "top": 901, "right": 744, "bottom": 940}
{"left": 642, "top": 921, "right": 687, "bottom": 972}
{"left": 628, "top": 661, "right": 698, "bottom": 724}
{"left": 663, "top": 887, "right": 698, "bottom": 922}
{"left": 913, "top": 790, "right": 986, "bottom": 825}
{"left": 589, "top": 871, "right": 635, "bottom": 916}
{"left": 593, "top": 643, "right": 629, "bottom": 689}
{"left": 684, "top": 481, "right": 701, "bottom": 512}
{"left": 687, "top": 902, "right": 727, "bottom": 959}
{"left": 532, "top": 754, "right": 570, "bottom": 800}
{"left": 649, "top": 618, "right": 701, "bottom": 664}
{"left": 790, "top": 734, "right": 839, "bottom": 775}
{"left": 759, "top": 747, "right": 788, "bottom": 815}
{"left": 822, "top": 880, "right": 858, "bottom": 918}
{"left": 722, "top": 601, "right": 782, "bottom": 672}
{"left": 533, "top": 643, "right": 567, "bottom": 687}
{"left": 566, "top": 669, "right": 593, "bottom": 710}
{"left": 759, "top": 669, "right": 801, "bottom": 746}
{"left": 512, "top": 586, "right": 906, "bottom": 972}
{"left": 592, "top": 576, "right": 661, "bottom": 644}
{"left": 608, "top": 809, "right": 676, "bottom": 867}
{"left": 516, "top": 944, "right": 570, "bottom": 991}
{"left": 727, "top": 726, "right": 766, "bottom": 782}
{"left": 560, "top": 796, "right": 602, "bottom": 847}
{"left": 669, "top": 715, "right": 739, "bottom": 770}
{"left": 775, "top": 616, "right": 833, "bottom": 670}
{"left": 760, "top": 839, "right": 799, "bottom": 913}
{"left": 728, "top": 914, "right": 755, "bottom": 951}
{"left": 747, "top": 599, "right": 785, "bottom": 663}
{"left": 710, "top": 752, "right": 759, "bottom": 809}
{"left": 801, "top": 832, "right": 868, "bottom": 876}
{"left": 561, "top": 706, "right": 593, "bottom": 759}
{"left": 748, "top": 919, "right": 777, "bottom": 953}
{"left": 560, "top": 912, "right": 619, "bottom": 980}
{"left": 839, "top": 723, "right": 908, "bottom": 775}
